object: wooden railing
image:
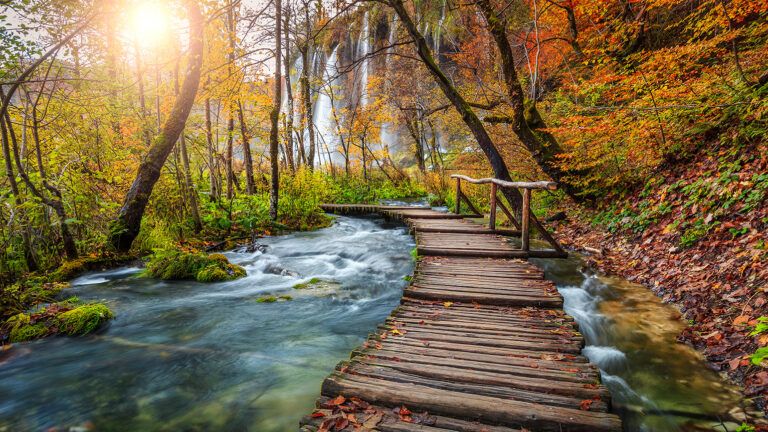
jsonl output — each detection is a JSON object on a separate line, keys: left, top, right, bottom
{"left": 451, "top": 174, "right": 566, "bottom": 258}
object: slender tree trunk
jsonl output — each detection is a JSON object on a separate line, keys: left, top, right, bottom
{"left": 134, "top": 42, "right": 151, "bottom": 146}
{"left": 476, "top": 0, "right": 580, "bottom": 200}
{"left": 108, "top": 0, "right": 204, "bottom": 251}
{"left": 302, "top": 2, "right": 316, "bottom": 168}
{"left": 283, "top": 5, "right": 296, "bottom": 172}
{"left": 226, "top": 110, "right": 235, "bottom": 200}
{"left": 269, "top": 0, "right": 283, "bottom": 220}
{"left": 205, "top": 97, "right": 220, "bottom": 202}
{"left": 388, "top": 0, "right": 522, "bottom": 209}
{"left": 174, "top": 60, "right": 202, "bottom": 232}
{"left": 0, "top": 100, "right": 37, "bottom": 271}
{"left": 238, "top": 101, "right": 256, "bottom": 194}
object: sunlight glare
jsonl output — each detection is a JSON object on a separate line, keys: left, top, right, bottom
{"left": 129, "top": 2, "right": 170, "bottom": 47}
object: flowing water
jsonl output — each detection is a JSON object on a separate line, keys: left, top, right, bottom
{"left": 0, "top": 211, "right": 747, "bottom": 431}
{"left": 0, "top": 216, "right": 414, "bottom": 431}
{"left": 533, "top": 255, "right": 745, "bottom": 431}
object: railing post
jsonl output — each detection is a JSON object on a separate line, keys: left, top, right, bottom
{"left": 489, "top": 183, "right": 497, "bottom": 230}
{"left": 521, "top": 188, "right": 530, "bottom": 251}
{"left": 454, "top": 177, "right": 461, "bottom": 214}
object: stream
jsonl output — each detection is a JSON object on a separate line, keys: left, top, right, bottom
{"left": 0, "top": 213, "right": 745, "bottom": 431}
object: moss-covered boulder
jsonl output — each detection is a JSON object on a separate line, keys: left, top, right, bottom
{"left": 5, "top": 313, "right": 48, "bottom": 342}
{"left": 56, "top": 303, "right": 114, "bottom": 336}
{"left": 2, "top": 300, "right": 115, "bottom": 343}
{"left": 144, "top": 250, "right": 246, "bottom": 283}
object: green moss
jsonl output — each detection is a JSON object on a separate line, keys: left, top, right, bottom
{"left": 293, "top": 277, "right": 323, "bottom": 289}
{"left": 145, "top": 250, "right": 246, "bottom": 283}
{"left": 10, "top": 323, "right": 48, "bottom": 342}
{"left": 56, "top": 303, "right": 114, "bottom": 336}
{"left": 196, "top": 265, "right": 229, "bottom": 282}
{"left": 278, "top": 295, "right": 293, "bottom": 301}
{"left": 256, "top": 295, "right": 278, "bottom": 303}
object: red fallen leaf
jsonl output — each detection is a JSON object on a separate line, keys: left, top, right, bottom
{"left": 339, "top": 365, "right": 349, "bottom": 373}
{"left": 334, "top": 417, "right": 349, "bottom": 430}
{"left": 374, "top": 342, "right": 383, "bottom": 349}
{"left": 528, "top": 363, "right": 539, "bottom": 369}
{"left": 327, "top": 395, "right": 346, "bottom": 406}
{"left": 310, "top": 411, "right": 326, "bottom": 418}
{"left": 583, "top": 383, "right": 599, "bottom": 389}
{"left": 350, "top": 397, "right": 369, "bottom": 409}
{"left": 579, "top": 399, "right": 594, "bottom": 411}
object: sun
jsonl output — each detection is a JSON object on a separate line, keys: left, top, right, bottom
{"left": 129, "top": 1, "right": 170, "bottom": 47}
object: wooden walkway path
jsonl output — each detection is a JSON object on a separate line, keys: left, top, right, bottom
{"left": 301, "top": 205, "right": 621, "bottom": 432}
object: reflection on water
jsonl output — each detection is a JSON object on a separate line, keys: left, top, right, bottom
{"left": 0, "top": 216, "right": 414, "bottom": 431}
{"left": 534, "top": 254, "right": 744, "bottom": 431}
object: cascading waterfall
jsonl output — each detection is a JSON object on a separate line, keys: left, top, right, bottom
{"left": 434, "top": 0, "right": 446, "bottom": 55}
{"left": 312, "top": 47, "right": 339, "bottom": 162}
{"left": 357, "top": 12, "right": 371, "bottom": 107}
{"left": 380, "top": 15, "right": 399, "bottom": 150}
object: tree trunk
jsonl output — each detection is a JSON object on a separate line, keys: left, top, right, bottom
{"left": 175, "top": 61, "right": 203, "bottom": 233}
{"left": 226, "top": 110, "right": 235, "bottom": 200}
{"left": 134, "top": 42, "right": 151, "bottom": 147}
{"left": 283, "top": 4, "right": 296, "bottom": 172}
{"left": 389, "top": 0, "right": 522, "bottom": 209}
{"left": 0, "top": 102, "right": 38, "bottom": 271}
{"left": 108, "top": 0, "right": 204, "bottom": 251}
{"left": 476, "top": 0, "right": 580, "bottom": 201}
{"left": 238, "top": 100, "right": 256, "bottom": 194}
{"left": 302, "top": 2, "right": 316, "bottom": 168}
{"left": 269, "top": 0, "right": 283, "bottom": 220}
{"left": 205, "top": 96, "right": 220, "bottom": 202}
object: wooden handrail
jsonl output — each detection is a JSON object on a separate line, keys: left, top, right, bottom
{"left": 450, "top": 174, "right": 557, "bottom": 190}
{"left": 451, "top": 173, "right": 566, "bottom": 257}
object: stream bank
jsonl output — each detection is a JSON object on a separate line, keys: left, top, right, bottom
{"left": 552, "top": 214, "right": 768, "bottom": 422}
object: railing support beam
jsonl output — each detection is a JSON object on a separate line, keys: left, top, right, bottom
{"left": 521, "top": 188, "right": 531, "bottom": 252}
{"left": 489, "top": 183, "right": 497, "bottom": 230}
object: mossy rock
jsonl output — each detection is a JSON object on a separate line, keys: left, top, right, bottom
{"left": 56, "top": 303, "right": 114, "bottom": 336}
{"left": 144, "top": 250, "right": 246, "bottom": 283}
{"left": 255, "top": 294, "right": 292, "bottom": 303}
{"left": 292, "top": 277, "right": 324, "bottom": 290}
{"left": 52, "top": 254, "right": 138, "bottom": 282}
{"left": 10, "top": 323, "right": 48, "bottom": 342}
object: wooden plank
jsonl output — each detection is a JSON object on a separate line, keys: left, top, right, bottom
{"left": 302, "top": 204, "right": 619, "bottom": 431}
{"left": 321, "top": 374, "right": 621, "bottom": 432}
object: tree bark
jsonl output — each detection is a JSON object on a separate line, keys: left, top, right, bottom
{"left": 174, "top": 61, "right": 203, "bottom": 233}
{"left": 205, "top": 96, "right": 220, "bottom": 201}
{"left": 388, "top": 0, "right": 521, "bottom": 208}
{"left": 301, "top": 0, "right": 316, "bottom": 168}
{"left": 269, "top": 0, "right": 283, "bottom": 220}
{"left": 0, "top": 98, "right": 38, "bottom": 271}
{"left": 108, "top": 0, "right": 204, "bottom": 251}
{"left": 283, "top": 3, "right": 296, "bottom": 172}
{"left": 476, "top": 0, "right": 580, "bottom": 200}
{"left": 238, "top": 100, "right": 256, "bottom": 194}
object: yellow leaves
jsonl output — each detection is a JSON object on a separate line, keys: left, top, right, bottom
{"left": 442, "top": 301, "right": 453, "bottom": 308}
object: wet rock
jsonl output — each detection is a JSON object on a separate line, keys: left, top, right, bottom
{"left": 264, "top": 264, "right": 299, "bottom": 277}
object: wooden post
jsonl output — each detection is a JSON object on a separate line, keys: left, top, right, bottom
{"left": 489, "top": 183, "right": 497, "bottom": 230}
{"left": 521, "top": 188, "right": 530, "bottom": 251}
{"left": 454, "top": 177, "right": 461, "bottom": 214}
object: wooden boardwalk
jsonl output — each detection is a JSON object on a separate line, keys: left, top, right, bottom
{"left": 301, "top": 205, "right": 621, "bottom": 432}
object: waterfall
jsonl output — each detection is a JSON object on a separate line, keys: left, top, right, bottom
{"left": 434, "top": 0, "right": 446, "bottom": 55}
{"left": 380, "top": 15, "right": 399, "bottom": 150}
{"left": 358, "top": 12, "right": 371, "bottom": 106}
{"left": 313, "top": 47, "right": 339, "bottom": 162}
{"left": 385, "top": 15, "right": 398, "bottom": 69}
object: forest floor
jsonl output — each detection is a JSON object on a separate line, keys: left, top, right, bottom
{"left": 550, "top": 141, "right": 768, "bottom": 413}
